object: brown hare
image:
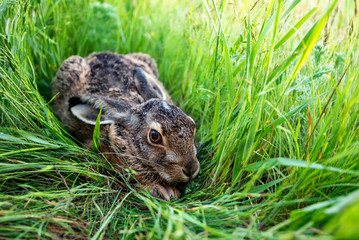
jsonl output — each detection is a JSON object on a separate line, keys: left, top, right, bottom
{"left": 52, "top": 52, "right": 199, "bottom": 200}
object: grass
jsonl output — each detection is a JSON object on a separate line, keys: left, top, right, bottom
{"left": 1, "top": 0, "right": 359, "bottom": 239}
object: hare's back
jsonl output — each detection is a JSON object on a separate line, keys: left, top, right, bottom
{"left": 84, "top": 52, "right": 170, "bottom": 104}
{"left": 84, "top": 52, "right": 139, "bottom": 97}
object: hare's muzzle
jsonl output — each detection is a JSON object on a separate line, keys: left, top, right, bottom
{"left": 182, "top": 158, "right": 200, "bottom": 181}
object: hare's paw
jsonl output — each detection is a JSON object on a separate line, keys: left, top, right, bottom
{"left": 148, "top": 184, "right": 180, "bottom": 201}
{"left": 165, "top": 185, "right": 181, "bottom": 200}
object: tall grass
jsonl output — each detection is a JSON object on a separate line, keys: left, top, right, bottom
{"left": 1, "top": 0, "right": 359, "bottom": 238}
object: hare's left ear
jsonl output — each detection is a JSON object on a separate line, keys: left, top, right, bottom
{"left": 126, "top": 53, "right": 159, "bottom": 78}
{"left": 134, "top": 67, "right": 167, "bottom": 101}
{"left": 70, "top": 104, "right": 115, "bottom": 125}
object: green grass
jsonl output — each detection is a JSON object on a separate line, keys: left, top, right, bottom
{"left": 1, "top": 0, "right": 359, "bottom": 239}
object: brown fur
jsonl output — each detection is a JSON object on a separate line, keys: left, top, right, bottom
{"left": 52, "top": 52, "right": 199, "bottom": 200}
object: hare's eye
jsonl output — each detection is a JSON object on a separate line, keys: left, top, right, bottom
{"left": 149, "top": 129, "right": 162, "bottom": 144}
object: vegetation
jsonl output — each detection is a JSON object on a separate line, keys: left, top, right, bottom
{"left": 1, "top": 0, "right": 359, "bottom": 238}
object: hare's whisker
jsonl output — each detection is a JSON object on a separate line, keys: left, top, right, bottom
{"left": 99, "top": 152, "right": 165, "bottom": 168}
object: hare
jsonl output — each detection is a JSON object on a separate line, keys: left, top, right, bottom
{"left": 52, "top": 52, "right": 200, "bottom": 200}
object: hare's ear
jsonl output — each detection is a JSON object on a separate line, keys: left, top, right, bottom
{"left": 69, "top": 96, "right": 133, "bottom": 126}
{"left": 126, "top": 53, "right": 159, "bottom": 78}
{"left": 70, "top": 104, "right": 115, "bottom": 125}
{"left": 134, "top": 67, "right": 167, "bottom": 101}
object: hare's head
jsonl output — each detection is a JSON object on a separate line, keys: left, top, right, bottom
{"left": 70, "top": 97, "right": 200, "bottom": 183}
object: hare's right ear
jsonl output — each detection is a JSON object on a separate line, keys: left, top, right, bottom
{"left": 68, "top": 96, "right": 133, "bottom": 126}
{"left": 70, "top": 104, "right": 115, "bottom": 125}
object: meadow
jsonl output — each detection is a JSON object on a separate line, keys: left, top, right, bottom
{"left": 1, "top": 0, "right": 359, "bottom": 239}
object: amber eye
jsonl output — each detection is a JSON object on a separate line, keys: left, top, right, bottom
{"left": 149, "top": 129, "right": 162, "bottom": 144}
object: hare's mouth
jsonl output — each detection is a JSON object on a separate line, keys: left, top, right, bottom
{"left": 158, "top": 170, "right": 190, "bottom": 183}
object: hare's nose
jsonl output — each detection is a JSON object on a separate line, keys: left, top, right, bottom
{"left": 182, "top": 168, "right": 190, "bottom": 178}
{"left": 182, "top": 161, "right": 199, "bottom": 180}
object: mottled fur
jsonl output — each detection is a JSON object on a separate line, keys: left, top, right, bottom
{"left": 52, "top": 52, "right": 199, "bottom": 200}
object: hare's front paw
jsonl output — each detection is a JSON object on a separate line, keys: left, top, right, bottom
{"left": 148, "top": 184, "right": 180, "bottom": 201}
